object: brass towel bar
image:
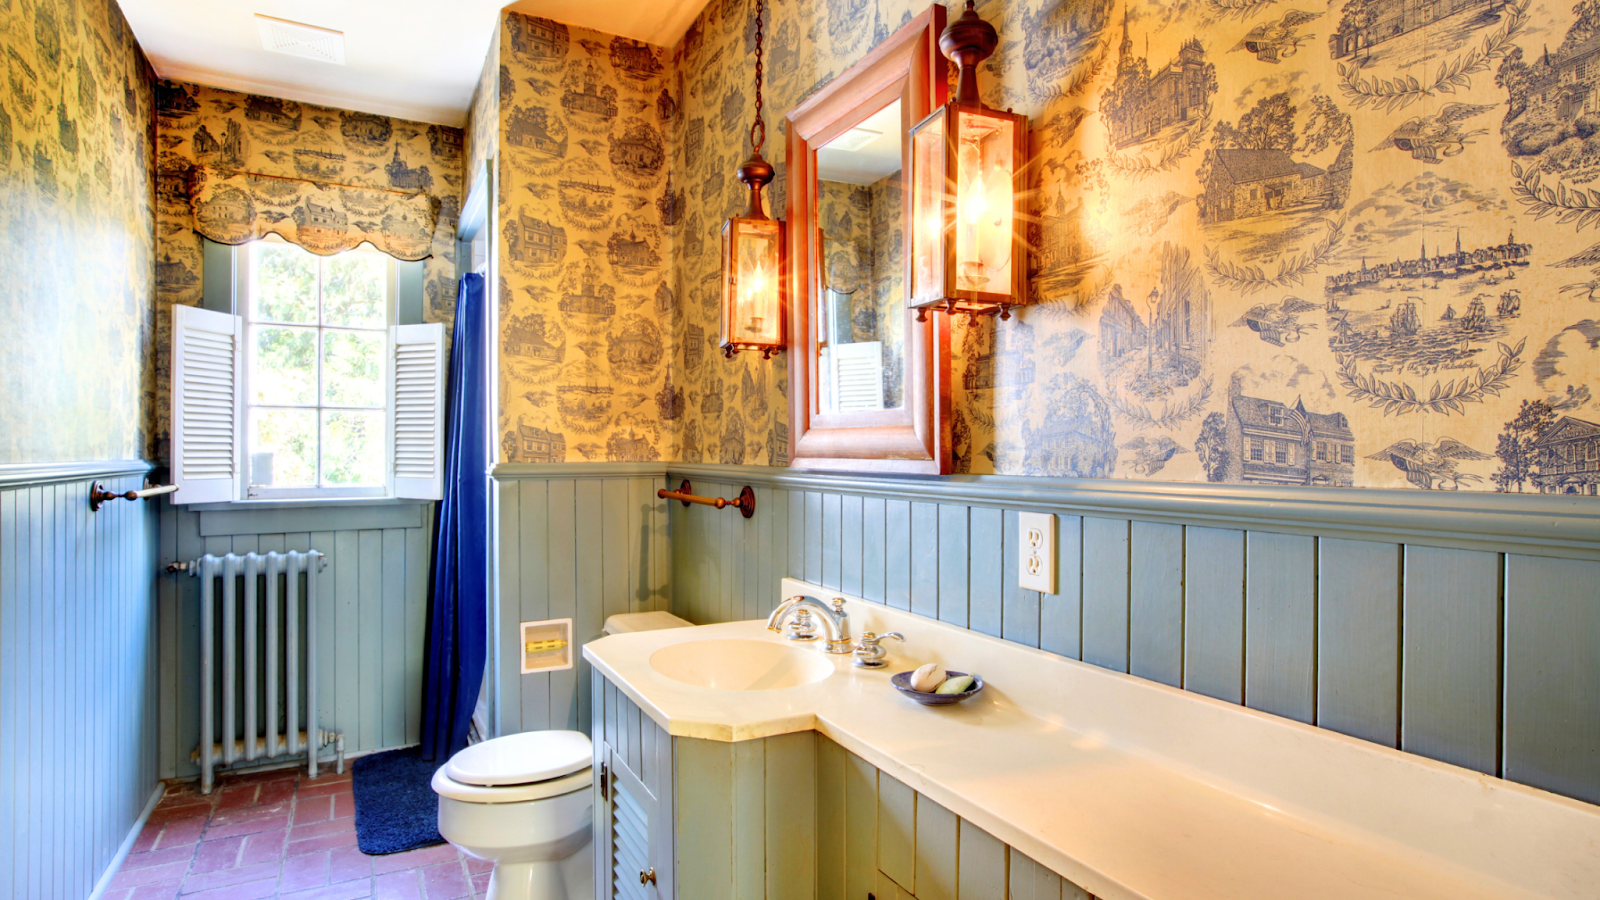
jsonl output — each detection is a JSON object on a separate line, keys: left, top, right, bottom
{"left": 657, "top": 480, "right": 756, "bottom": 519}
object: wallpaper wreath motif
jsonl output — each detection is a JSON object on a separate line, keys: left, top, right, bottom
{"left": 153, "top": 81, "right": 464, "bottom": 457}
{"left": 0, "top": 0, "right": 156, "bottom": 464}
{"left": 658, "top": 0, "right": 1600, "bottom": 495}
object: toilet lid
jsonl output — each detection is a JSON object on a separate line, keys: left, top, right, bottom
{"left": 444, "top": 730, "right": 592, "bottom": 787}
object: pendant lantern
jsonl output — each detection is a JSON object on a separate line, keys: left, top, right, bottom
{"left": 719, "top": 0, "right": 786, "bottom": 359}
{"left": 907, "top": 0, "right": 1029, "bottom": 321}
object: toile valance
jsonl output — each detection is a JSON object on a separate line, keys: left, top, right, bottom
{"left": 188, "top": 167, "right": 439, "bottom": 261}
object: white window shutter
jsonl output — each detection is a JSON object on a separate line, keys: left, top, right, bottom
{"left": 391, "top": 323, "right": 446, "bottom": 500}
{"left": 170, "top": 304, "right": 242, "bottom": 504}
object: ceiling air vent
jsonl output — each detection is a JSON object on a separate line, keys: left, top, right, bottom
{"left": 254, "top": 14, "right": 346, "bottom": 65}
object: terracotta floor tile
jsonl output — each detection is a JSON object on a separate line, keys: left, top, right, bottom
{"left": 467, "top": 872, "right": 489, "bottom": 896}
{"left": 331, "top": 793, "right": 356, "bottom": 819}
{"left": 296, "top": 782, "right": 354, "bottom": 800}
{"left": 279, "top": 851, "right": 330, "bottom": 893}
{"left": 289, "top": 816, "right": 355, "bottom": 843}
{"left": 373, "top": 871, "right": 423, "bottom": 900}
{"left": 109, "top": 860, "right": 192, "bottom": 890}
{"left": 255, "top": 780, "right": 297, "bottom": 806}
{"left": 287, "top": 829, "right": 359, "bottom": 857}
{"left": 300, "top": 771, "right": 354, "bottom": 787}
{"left": 154, "top": 816, "right": 210, "bottom": 849}
{"left": 127, "top": 878, "right": 185, "bottom": 900}
{"left": 293, "top": 795, "right": 335, "bottom": 826}
{"left": 419, "top": 862, "right": 470, "bottom": 900}
{"left": 209, "top": 802, "right": 293, "bottom": 827}
{"left": 460, "top": 858, "right": 491, "bottom": 876}
{"left": 190, "top": 836, "right": 244, "bottom": 874}
{"left": 239, "top": 828, "right": 288, "bottom": 866}
{"left": 181, "top": 860, "right": 279, "bottom": 894}
{"left": 205, "top": 813, "right": 292, "bottom": 841}
{"left": 371, "top": 844, "right": 456, "bottom": 875}
{"left": 179, "top": 877, "right": 278, "bottom": 900}
{"left": 328, "top": 845, "right": 375, "bottom": 884}
{"left": 214, "top": 784, "right": 260, "bottom": 811}
{"left": 130, "top": 824, "right": 162, "bottom": 855}
{"left": 120, "top": 845, "right": 195, "bottom": 871}
{"left": 149, "top": 801, "right": 216, "bottom": 825}
{"left": 278, "top": 879, "right": 373, "bottom": 900}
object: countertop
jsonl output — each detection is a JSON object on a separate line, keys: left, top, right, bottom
{"left": 583, "top": 578, "right": 1600, "bottom": 900}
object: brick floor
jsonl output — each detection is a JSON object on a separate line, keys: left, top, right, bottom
{"left": 104, "top": 768, "right": 480, "bottom": 900}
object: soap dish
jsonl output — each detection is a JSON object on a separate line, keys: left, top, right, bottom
{"left": 890, "top": 670, "right": 984, "bottom": 706}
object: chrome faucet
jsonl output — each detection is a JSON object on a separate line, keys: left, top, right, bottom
{"left": 766, "top": 595, "right": 853, "bottom": 654}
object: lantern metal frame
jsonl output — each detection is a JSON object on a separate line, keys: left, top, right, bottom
{"left": 906, "top": 1, "right": 1029, "bottom": 321}
{"left": 719, "top": 0, "right": 787, "bottom": 360}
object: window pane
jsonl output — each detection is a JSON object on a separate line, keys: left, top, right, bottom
{"left": 322, "top": 410, "right": 384, "bottom": 486}
{"left": 252, "top": 243, "right": 317, "bottom": 324}
{"left": 249, "top": 408, "right": 317, "bottom": 487}
{"left": 322, "top": 331, "right": 383, "bottom": 407}
{"left": 252, "top": 327, "right": 317, "bottom": 405}
{"left": 323, "top": 253, "right": 387, "bottom": 328}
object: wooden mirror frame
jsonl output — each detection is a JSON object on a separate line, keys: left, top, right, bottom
{"left": 785, "top": 5, "right": 951, "bottom": 474}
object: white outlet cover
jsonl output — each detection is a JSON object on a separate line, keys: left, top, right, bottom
{"left": 1018, "top": 512, "right": 1056, "bottom": 594}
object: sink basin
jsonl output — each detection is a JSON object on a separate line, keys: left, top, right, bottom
{"left": 649, "top": 639, "right": 835, "bottom": 691}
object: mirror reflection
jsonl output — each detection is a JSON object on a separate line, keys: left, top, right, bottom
{"left": 816, "top": 99, "right": 904, "bottom": 414}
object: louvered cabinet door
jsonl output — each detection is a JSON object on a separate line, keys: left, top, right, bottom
{"left": 170, "top": 304, "right": 242, "bottom": 503}
{"left": 391, "top": 323, "right": 445, "bottom": 500}
{"left": 605, "top": 745, "right": 662, "bottom": 900}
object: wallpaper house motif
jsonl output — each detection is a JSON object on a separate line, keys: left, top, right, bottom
{"left": 615, "top": 0, "right": 1599, "bottom": 497}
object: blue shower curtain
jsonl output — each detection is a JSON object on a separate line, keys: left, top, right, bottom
{"left": 421, "top": 272, "right": 488, "bottom": 762}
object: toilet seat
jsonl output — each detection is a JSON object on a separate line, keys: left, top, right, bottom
{"left": 432, "top": 764, "right": 593, "bottom": 804}
{"left": 445, "top": 730, "right": 592, "bottom": 786}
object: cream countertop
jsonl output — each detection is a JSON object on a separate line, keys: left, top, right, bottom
{"left": 582, "top": 578, "right": 1600, "bottom": 900}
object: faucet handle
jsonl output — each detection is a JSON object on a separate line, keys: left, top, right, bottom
{"left": 852, "top": 631, "right": 906, "bottom": 668}
{"left": 832, "top": 598, "right": 847, "bottom": 614}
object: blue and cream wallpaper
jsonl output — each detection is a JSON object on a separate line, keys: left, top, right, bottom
{"left": 0, "top": 0, "right": 156, "bottom": 464}
{"left": 661, "top": 0, "right": 1600, "bottom": 494}
{"left": 152, "top": 81, "right": 465, "bottom": 458}
{"left": 492, "top": 12, "right": 679, "bottom": 465}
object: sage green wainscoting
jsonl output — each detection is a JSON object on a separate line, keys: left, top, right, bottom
{"left": 591, "top": 666, "right": 1092, "bottom": 900}
{"left": 665, "top": 464, "right": 1600, "bottom": 806}
{"left": 491, "top": 464, "right": 670, "bottom": 738}
{"left": 0, "top": 464, "right": 161, "bottom": 900}
{"left": 155, "top": 500, "right": 434, "bottom": 779}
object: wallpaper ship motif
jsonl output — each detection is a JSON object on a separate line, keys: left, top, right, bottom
{"left": 0, "top": 0, "right": 156, "bottom": 463}
{"left": 495, "top": 13, "right": 676, "bottom": 464}
{"left": 650, "top": 0, "right": 1600, "bottom": 494}
{"left": 152, "top": 82, "right": 464, "bottom": 458}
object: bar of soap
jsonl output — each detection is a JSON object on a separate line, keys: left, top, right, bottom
{"left": 935, "top": 675, "right": 974, "bottom": 695}
{"left": 910, "top": 663, "right": 945, "bottom": 692}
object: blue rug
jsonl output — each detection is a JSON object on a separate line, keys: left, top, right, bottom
{"left": 351, "top": 747, "right": 447, "bottom": 855}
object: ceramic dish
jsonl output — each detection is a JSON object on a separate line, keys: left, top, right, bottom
{"left": 890, "top": 670, "right": 985, "bottom": 706}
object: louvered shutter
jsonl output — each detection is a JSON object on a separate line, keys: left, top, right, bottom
{"left": 391, "top": 323, "right": 446, "bottom": 500}
{"left": 170, "top": 304, "right": 243, "bottom": 504}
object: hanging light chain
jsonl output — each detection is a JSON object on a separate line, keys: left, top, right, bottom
{"left": 750, "top": 0, "right": 766, "bottom": 155}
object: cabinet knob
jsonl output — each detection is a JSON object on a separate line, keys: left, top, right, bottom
{"left": 640, "top": 868, "right": 656, "bottom": 886}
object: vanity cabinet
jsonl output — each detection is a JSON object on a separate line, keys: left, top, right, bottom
{"left": 591, "top": 668, "right": 1089, "bottom": 900}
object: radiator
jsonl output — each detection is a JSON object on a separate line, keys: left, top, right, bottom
{"left": 180, "top": 551, "right": 345, "bottom": 793}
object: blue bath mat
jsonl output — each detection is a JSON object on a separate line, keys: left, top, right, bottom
{"left": 351, "top": 747, "right": 447, "bottom": 855}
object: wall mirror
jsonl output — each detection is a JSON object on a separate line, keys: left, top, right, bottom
{"left": 786, "top": 5, "right": 951, "bottom": 473}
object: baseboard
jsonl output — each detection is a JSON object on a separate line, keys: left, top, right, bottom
{"left": 86, "top": 783, "right": 163, "bottom": 900}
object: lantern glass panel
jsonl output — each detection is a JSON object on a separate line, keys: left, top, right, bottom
{"left": 724, "top": 218, "right": 782, "bottom": 348}
{"left": 910, "top": 111, "right": 946, "bottom": 304}
{"left": 954, "top": 108, "right": 1015, "bottom": 296}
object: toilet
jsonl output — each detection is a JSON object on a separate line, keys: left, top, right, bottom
{"left": 433, "top": 611, "right": 692, "bottom": 900}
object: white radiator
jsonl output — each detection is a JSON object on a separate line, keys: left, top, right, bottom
{"left": 179, "top": 551, "right": 344, "bottom": 793}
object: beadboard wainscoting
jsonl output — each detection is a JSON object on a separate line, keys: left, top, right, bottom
{"left": 490, "top": 464, "right": 671, "bottom": 738}
{"left": 155, "top": 500, "right": 434, "bottom": 779}
{"left": 665, "top": 463, "right": 1600, "bottom": 807}
{"left": 0, "top": 464, "right": 162, "bottom": 900}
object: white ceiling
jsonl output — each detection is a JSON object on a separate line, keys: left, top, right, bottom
{"left": 816, "top": 101, "right": 904, "bottom": 186}
{"left": 119, "top": 0, "right": 707, "bottom": 127}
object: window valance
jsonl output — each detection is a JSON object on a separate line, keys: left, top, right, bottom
{"left": 188, "top": 167, "right": 440, "bottom": 261}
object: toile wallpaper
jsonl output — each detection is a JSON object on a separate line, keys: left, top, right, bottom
{"left": 493, "top": 12, "right": 679, "bottom": 465}
{"left": 152, "top": 81, "right": 464, "bottom": 459}
{"left": 655, "top": 0, "right": 1600, "bottom": 494}
{"left": 0, "top": 0, "right": 156, "bottom": 464}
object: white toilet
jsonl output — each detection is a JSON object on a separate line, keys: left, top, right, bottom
{"left": 432, "top": 730, "right": 596, "bottom": 900}
{"left": 433, "top": 611, "right": 692, "bottom": 900}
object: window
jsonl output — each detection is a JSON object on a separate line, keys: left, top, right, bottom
{"left": 1340, "top": 444, "right": 1353, "bottom": 464}
{"left": 1250, "top": 439, "right": 1264, "bottom": 462}
{"left": 1275, "top": 442, "right": 1288, "bottom": 465}
{"left": 1315, "top": 441, "right": 1328, "bottom": 461}
{"left": 242, "top": 240, "right": 395, "bottom": 499}
{"left": 167, "top": 239, "right": 446, "bottom": 505}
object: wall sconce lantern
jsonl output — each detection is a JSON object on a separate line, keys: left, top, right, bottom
{"left": 908, "top": 0, "right": 1029, "bottom": 321}
{"left": 720, "top": 0, "right": 786, "bottom": 359}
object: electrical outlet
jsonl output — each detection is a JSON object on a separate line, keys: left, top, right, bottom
{"left": 1017, "top": 512, "right": 1056, "bottom": 593}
